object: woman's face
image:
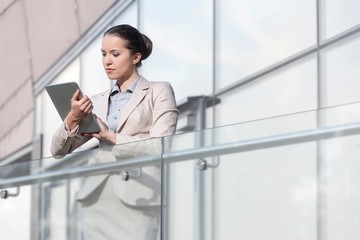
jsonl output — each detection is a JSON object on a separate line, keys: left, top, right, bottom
{"left": 101, "top": 34, "right": 140, "bottom": 81}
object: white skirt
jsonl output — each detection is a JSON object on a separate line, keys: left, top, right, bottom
{"left": 77, "top": 175, "right": 160, "bottom": 240}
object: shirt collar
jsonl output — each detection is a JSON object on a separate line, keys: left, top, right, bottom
{"left": 109, "top": 83, "right": 120, "bottom": 96}
{"left": 109, "top": 76, "right": 140, "bottom": 96}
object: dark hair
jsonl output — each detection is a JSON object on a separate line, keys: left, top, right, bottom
{"left": 104, "top": 24, "right": 152, "bottom": 67}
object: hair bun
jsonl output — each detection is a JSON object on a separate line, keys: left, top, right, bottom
{"left": 141, "top": 34, "right": 153, "bottom": 60}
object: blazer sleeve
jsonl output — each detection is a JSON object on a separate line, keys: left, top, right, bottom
{"left": 149, "top": 81, "right": 179, "bottom": 137}
{"left": 50, "top": 119, "right": 93, "bottom": 158}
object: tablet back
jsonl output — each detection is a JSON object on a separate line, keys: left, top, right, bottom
{"left": 45, "top": 82, "right": 100, "bottom": 133}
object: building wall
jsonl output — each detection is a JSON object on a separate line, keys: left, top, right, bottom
{"left": 0, "top": 0, "right": 116, "bottom": 161}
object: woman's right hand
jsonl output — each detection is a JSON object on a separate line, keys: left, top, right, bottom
{"left": 66, "top": 89, "right": 94, "bottom": 130}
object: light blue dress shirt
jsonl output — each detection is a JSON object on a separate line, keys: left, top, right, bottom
{"left": 106, "top": 78, "right": 139, "bottom": 132}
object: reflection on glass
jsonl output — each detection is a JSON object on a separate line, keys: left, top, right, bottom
{"left": 321, "top": 0, "right": 360, "bottom": 40}
{"left": 215, "top": 143, "right": 317, "bottom": 240}
{"left": 171, "top": 102, "right": 360, "bottom": 160}
{"left": 166, "top": 102, "right": 360, "bottom": 240}
{"left": 49, "top": 182, "right": 67, "bottom": 239}
{"left": 217, "top": 0, "right": 316, "bottom": 89}
{"left": 216, "top": 56, "right": 317, "bottom": 126}
{"left": 321, "top": 34, "right": 360, "bottom": 107}
{"left": 2, "top": 102, "right": 360, "bottom": 239}
{"left": 1, "top": 137, "right": 164, "bottom": 240}
{"left": 0, "top": 186, "right": 31, "bottom": 239}
{"left": 140, "top": 0, "right": 213, "bottom": 100}
{"left": 320, "top": 135, "right": 360, "bottom": 240}
{"left": 163, "top": 159, "right": 195, "bottom": 240}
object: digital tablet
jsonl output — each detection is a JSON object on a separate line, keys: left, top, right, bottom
{"left": 45, "top": 82, "right": 101, "bottom": 133}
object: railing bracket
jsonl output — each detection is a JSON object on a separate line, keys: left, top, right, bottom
{"left": 0, "top": 187, "right": 20, "bottom": 199}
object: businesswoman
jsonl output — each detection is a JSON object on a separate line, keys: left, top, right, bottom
{"left": 51, "top": 24, "right": 179, "bottom": 240}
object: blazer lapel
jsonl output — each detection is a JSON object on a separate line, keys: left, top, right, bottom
{"left": 116, "top": 77, "right": 149, "bottom": 132}
{"left": 93, "top": 90, "right": 110, "bottom": 122}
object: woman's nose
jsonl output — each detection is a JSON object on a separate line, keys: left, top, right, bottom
{"left": 103, "top": 56, "right": 112, "bottom": 65}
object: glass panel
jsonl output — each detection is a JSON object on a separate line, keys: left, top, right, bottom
{"left": 217, "top": 0, "right": 316, "bottom": 90}
{"left": 162, "top": 159, "right": 195, "bottom": 240}
{"left": 3, "top": 103, "right": 360, "bottom": 239}
{"left": 0, "top": 186, "right": 31, "bottom": 239}
{"left": 165, "top": 102, "right": 360, "bottom": 239}
{"left": 216, "top": 55, "right": 317, "bottom": 126}
{"left": 321, "top": 33, "right": 360, "bottom": 107}
{"left": 140, "top": 0, "right": 213, "bottom": 100}
{"left": 215, "top": 143, "right": 317, "bottom": 240}
{"left": 48, "top": 180, "right": 67, "bottom": 240}
{"left": 171, "top": 102, "right": 360, "bottom": 156}
{"left": 0, "top": 137, "right": 163, "bottom": 240}
{"left": 321, "top": 0, "right": 360, "bottom": 40}
{"left": 320, "top": 135, "right": 360, "bottom": 240}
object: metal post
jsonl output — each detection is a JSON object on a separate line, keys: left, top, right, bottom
{"left": 194, "top": 97, "right": 206, "bottom": 240}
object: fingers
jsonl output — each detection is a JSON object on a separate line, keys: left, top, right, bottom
{"left": 72, "top": 93, "right": 93, "bottom": 113}
{"left": 82, "top": 99, "right": 93, "bottom": 113}
{"left": 72, "top": 89, "right": 81, "bottom": 101}
{"left": 68, "top": 90, "right": 94, "bottom": 125}
{"left": 83, "top": 103, "right": 93, "bottom": 113}
{"left": 95, "top": 116, "right": 106, "bottom": 129}
{"left": 94, "top": 116, "right": 110, "bottom": 133}
{"left": 72, "top": 90, "right": 91, "bottom": 107}
{"left": 79, "top": 95, "right": 93, "bottom": 111}
{"left": 82, "top": 132, "right": 98, "bottom": 137}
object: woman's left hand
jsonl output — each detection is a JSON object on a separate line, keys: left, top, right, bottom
{"left": 82, "top": 116, "right": 116, "bottom": 144}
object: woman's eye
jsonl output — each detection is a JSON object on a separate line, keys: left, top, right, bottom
{"left": 113, "top": 52, "right": 120, "bottom": 57}
{"left": 101, "top": 52, "right": 106, "bottom": 57}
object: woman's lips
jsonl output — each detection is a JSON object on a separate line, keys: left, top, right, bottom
{"left": 105, "top": 68, "right": 114, "bottom": 73}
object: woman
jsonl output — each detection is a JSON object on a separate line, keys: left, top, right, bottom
{"left": 51, "top": 24, "right": 179, "bottom": 240}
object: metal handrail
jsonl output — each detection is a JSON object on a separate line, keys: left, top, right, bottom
{"left": 1, "top": 121, "right": 360, "bottom": 189}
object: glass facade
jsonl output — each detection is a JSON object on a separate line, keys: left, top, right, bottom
{"left": 1, "top": 0, "right": 360, "bottom": 239}
{"left": 34, "top": 0, "right": 360, "bottom": 156}
{"left": 216, "top": 0, "right": 316, "bottom": 89}
{"left": 321, "top": 33, "right": 360, "bottom": 107}
{"left": 320, "top": 0, "right": 360, "bottom": 40}
{"left": 141, "top": 0, "right": 214, "bottom": 100}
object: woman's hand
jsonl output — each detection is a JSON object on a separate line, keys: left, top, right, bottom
{"left": 83, "top": 116, "right": 117, "bottom": 145}
{"left": 66, "top": 89, "right": 93, "bottom": 130}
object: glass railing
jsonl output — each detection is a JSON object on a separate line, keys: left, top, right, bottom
{"left": 1, "top": 101, "right": 360, "bottom": 240}
{"left": 0, "top": 137, "right": 165, "bottom": 240}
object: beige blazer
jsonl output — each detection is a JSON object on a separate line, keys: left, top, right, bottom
{"left": 50, "top": 77, "right": 179, "bottom": 206}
